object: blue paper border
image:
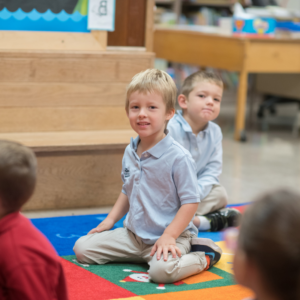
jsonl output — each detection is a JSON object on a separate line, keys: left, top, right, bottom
{"left": 0, "top": 8, "right": 90, "bottom": 32}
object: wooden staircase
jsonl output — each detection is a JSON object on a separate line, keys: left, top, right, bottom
{"left": 0, "top": 49, "right": 154, "bottom": 211}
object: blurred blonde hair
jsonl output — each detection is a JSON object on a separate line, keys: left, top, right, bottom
{"left": 181, "top": 71, "right": 223, "bottom": 98}
{"left": 125, "top": 69, "right": 177, "bottom": 113}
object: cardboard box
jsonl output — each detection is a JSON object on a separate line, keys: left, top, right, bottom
{"left": 233, "top": 17, "right": 276, "bottom": 37}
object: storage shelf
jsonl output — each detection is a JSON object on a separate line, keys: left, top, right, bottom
{"left": 155, "top": 0, "right": 233, "bottom": 24}
{"left": 155, "top": 0, "right": 233, "bottom": 7}
{"left": 155, "top": 0, "right": 174, "bottom": 4}
{"left": 182, "top": 1, "right": 233, "bottom": 7}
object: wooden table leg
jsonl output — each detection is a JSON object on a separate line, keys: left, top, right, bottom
{"left": 234, "top": 68, "right": 248, "bottom": 141}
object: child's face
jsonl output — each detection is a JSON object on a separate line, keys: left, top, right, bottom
{"left": 181, "top": 80, "right": 222, "bottom": 124}
{"left": 127, "top": 91, "right": 174, "bottom": 139}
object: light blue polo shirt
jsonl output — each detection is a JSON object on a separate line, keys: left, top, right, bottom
{"left": 121, "top": 132, "right": 199, "bottom": 245}
{"left": 167, "top": 111, "right": 223, "bottom": 201}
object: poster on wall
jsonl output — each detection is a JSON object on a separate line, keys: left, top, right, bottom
{"left": 0, "top": 0, "right": 86, "bottom": 14}
{"left": 88, "top": 0, "right": 115, "bottom": 31}
{"left": 0, "top": 0, "right": 115, "bottom": 32}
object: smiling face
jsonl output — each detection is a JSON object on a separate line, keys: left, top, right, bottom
{"left": 179, "top": 80, "right": 222, "bottom": 129}
{"left": 127, "top": 90, "right": 174, "bottom": 141}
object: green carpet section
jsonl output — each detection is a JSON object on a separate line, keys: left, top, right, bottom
{"left": 63, "top": 255, "right": 236, "bottom": 296}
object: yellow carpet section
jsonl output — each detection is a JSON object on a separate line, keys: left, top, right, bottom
{"left": 214, "top": 241, "right": 235, "bottom": 274}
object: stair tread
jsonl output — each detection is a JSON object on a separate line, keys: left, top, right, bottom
{"left": 0, "top": 130, "right": 136, "bottom": 152}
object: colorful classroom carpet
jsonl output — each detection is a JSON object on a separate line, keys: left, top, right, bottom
{"left": 32, "top": 204, "right": 253, "bottom": 300}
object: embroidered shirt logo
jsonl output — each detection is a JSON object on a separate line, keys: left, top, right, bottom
{"left": 124, "top": 167, "right": 130, "bottom": 178}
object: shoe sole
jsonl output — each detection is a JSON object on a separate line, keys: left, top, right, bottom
{"left": 191, "top": 238, "right": 222, "bottom": 266}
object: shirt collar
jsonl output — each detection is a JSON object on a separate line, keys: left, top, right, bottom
{"left": 176, "top": 110, "right": 210, "bottom": 134}
{"left": 130, "top": 135, "right": 139, "bottom": 152}
{"left": 176, "top": 110, "right": 193, "bottom": 133}
{"left": 130, "top": 130, "right": 173, "bottom": 159}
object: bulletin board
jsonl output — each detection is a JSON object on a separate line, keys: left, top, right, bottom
{"left": 0, "top": 0, "right": 115, "bottom": 51}
{"left": 0, "top": 0, "right": 89, "bottom": 32}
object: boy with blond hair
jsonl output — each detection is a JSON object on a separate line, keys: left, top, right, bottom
{"left": 168, "top": 71, "right": 240, "bottom": 232}
{"left": 74, "top": 69, "right": 221, "bottom": 284}
{"left": 0, "top": 140, "right": 68, "bottom": 300}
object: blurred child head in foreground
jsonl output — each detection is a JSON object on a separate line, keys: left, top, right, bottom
{"left": 234, "top": 189, "right": 300, "bottom": 300}
{"left": 0, "top": 140, "right": 36, "bottom": 218}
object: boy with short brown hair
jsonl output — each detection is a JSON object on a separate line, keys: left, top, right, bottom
{"left": 74, "top": 69, "right": 222, "bottom": 283}
{"left": 168, "top": 71, "right": 241, "bottom": 232}
{"left": 0, "top": 140, "right": 69, "bottom": 300}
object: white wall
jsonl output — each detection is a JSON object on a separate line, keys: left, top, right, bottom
{"left": 287, "top": 0, "right": 300, "bottom": 10}
{"left": 277, "top": 0, "right": 300, "bottom": 10}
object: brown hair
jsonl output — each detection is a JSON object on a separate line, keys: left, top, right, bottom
{"left": 125, "top": 69, "right": 177, "bottom": 113}
{"left": 181, "top": 71, "right": 223, "bottom": 98}
{"left": 0, "top": 140, "right": 37, "bottom": 212}
{"left": 238, "top": 189, "right": 300, "bottom": 300}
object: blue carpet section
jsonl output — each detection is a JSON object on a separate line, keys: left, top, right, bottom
{"left": 31, "top": 214, "right": 125, "bottom": 256}
{"left": 31, "top": 214, "right": 223, "bottom": 256}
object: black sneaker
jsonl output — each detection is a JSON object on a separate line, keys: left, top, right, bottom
{"left": 191, "top": 238, "right": 222, "bottom": 269}
{"left": 204, "top": 208, "right": 241, "bottom": 232}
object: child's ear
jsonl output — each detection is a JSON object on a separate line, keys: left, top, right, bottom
{"left": 178, "top": 94, "right": 188, "bottom": 109}
{"left": 125, "top": 108, "right": 129, "bottom": 118}
{"left": 166, "top": 108, "right": 175, "bottom": 121}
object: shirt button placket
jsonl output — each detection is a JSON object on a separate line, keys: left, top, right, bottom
{"left": 194, "top": 136, "right": 198, "bottom": 152}
{"left": 136, "top": 160, "right": 142, "bottom": 186}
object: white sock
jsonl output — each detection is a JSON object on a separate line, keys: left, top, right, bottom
{"left": 197, "top": 216, "right": 211, "bottom": 231}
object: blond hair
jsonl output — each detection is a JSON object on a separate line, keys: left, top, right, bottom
{"left": 0, "top": 140, "right": 37, "bottom": 212}
{"left": 125, "top": 69, "right": 177, "bottom": 113}
{"left": 181, "top": 71, "right": 223, "bottom": 98}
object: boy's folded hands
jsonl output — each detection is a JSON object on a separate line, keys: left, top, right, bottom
{"left": 88, "top": 217, "right": 115, "bottom": 235}
{"left": 150, "top": 232, "right": 182, "bottom": 261}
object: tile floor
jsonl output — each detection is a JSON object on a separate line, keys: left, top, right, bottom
{"left": 221, "top": 131, "right": 300, "bottom": 204}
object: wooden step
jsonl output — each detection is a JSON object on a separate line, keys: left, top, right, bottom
{"left": 0, "top": 31, "right": 107, "bottom": 51}
{"left": 0, "top": 106, "right": 131, "bottom": 133}
{"left": 0, "top": 130, "right": 136, "bottom": 211}
{"left": 0, "top": 130, "right": 136, "bottom": 152}
{"left": 0, "top": 49, "right": 154, "bottom": 132}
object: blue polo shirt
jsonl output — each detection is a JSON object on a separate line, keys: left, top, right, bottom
{"left": 121, "top": 132, "right": 199, "bottom": 244}
{"left": 167, "top": 111, "right": 223, "bottom": 201}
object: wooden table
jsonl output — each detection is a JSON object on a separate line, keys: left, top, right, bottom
{"left": 154, "top": 26, "right": 300, "bottom": 141}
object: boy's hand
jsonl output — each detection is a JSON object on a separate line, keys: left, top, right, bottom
{"left": 88, "top": 218, "right": 115, "bottom": 235}
{"left": 150, "top": 233, "right": 182, "bottom": 261}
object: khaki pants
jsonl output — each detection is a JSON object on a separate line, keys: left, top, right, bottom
{"left": 196, "top": 185, "right": 228, "bottom": 216}
{"left": 73, "top": 228, "right": 207, "bottom": 284}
